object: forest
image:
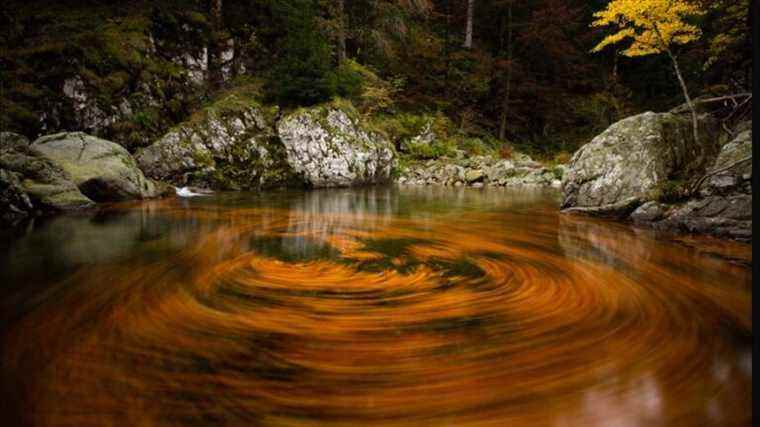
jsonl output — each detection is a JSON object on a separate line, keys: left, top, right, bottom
{"left": 1, "top": 0, "right": 752, "bottom": 159}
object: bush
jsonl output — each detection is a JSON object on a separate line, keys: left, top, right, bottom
{"left": 460, "top": 137, "right": 497, "bottom": 156}
{"left": 333, "top": 62, "right": 364, "bottom": 99}
{"left": 401, "top": 138, "right": 457, "bottom": 160}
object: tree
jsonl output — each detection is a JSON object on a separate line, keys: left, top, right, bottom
{"left": 463, "top": 0, "right": 475, "bottom": 48}
{"left": 497, "top": 1, "right": 513, "bottom": 140}
{"left": 590, "top": 0, "right": 705, "bottom": 162}
{"left": 268, "top": 0, "right": 336, "bottom": 105}
{"left": 206, "top": 0, "right": 225, "bottom": 90}
{"left": 336, "top": 0, "right": 347, "bottom": 63}
{"left": 702, "top": 0, "right": 752, "bottom": 90}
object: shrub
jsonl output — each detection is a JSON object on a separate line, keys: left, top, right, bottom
{"left": 402, "top": 138, "right": 457, "bottom": 160}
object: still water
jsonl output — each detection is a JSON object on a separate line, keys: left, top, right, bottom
{"left": 0, "top": 186, "right": 751, "bottom": 426}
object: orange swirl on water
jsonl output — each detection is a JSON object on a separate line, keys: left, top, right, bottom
{"left": 1, "top": 202, "right": 751, "bottom": 427}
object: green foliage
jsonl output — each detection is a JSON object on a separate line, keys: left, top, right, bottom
{"left": 0, "top": 0, "right": 750, "bottom": 157}
{"left": 335, "top": 60, "right": 395, "bottom": 115}
{"left": 459, "top": 137, "right": 498, "bottom": 157}
{"left": 267, "top": 0, "right": 338, "bottom": 106}
{"left": 401, "top": 138, "right": 457, "bottom": 160}
{"left": 332, "top": 61, "right": 364, "bottom": 99}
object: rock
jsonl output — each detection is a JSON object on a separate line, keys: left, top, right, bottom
{"left": 561, "top": 112, "right": 719, "bottom": 211}
{"left": 400, "top": 118, "right": 436, "bottom": 153}
{"left": 1, "top": 132, "right": 30, "bottom": 149}
{"left": 277, "top": 103, "right": 395, "bottom": 188}
{"left": 651, "top": 126, "right": 752, "bottom": 241}
{"left": 62, "top": 75, "right": 116, "bottom": 133}
{"left": 137, "top": 100, "right": 298, "bottom": 190}
{"left": 1, "top": 132, "right": 94, "bottom": 217}
{"left": 465, "top": 169, "right": 485, "bottom": 183}
{"left": 630, "top": 201, "right": 666, "bottom": 223}
{"left": 0, "top": 169, "right": 34, "bottom": 223}
{"left": 733, "top": 120, "right": 751, "bottom": 135}
{"left": 659, "top": 195, "right": 751, "bottom": 240}
{"left": 562, "top": 197, "right": 642, "bottom": 220}
{"left": 395, "top": 150, "right": 559, "bottom": 189}
{"left": 702, "top": 129, "right": 752, "bottom": 196}
{"left": 32, "top": 132, "right": 161, "bottom": 202}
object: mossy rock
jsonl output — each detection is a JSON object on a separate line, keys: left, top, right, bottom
{"left": 137, "top": 93, "right": 299, "bottom": 190}
{"left": 562, "top": 112, "right": 719, "bottom": 210}
{"left": 31, "top": 132, "right": 162, "bottom": 202}
{"left": 277, "top": 100, "right": 396, "bottom": 188}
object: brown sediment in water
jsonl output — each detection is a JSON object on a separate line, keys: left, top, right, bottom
{"left": 0, "top": 188, "right": 751, "bottom": 426}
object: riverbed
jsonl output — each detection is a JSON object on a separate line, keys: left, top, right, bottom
{"left": 0, "top": 186, "right": 752, "bottom": 426}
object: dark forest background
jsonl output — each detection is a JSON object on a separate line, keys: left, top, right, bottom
{"left": 0, "top": 0, "right": 752, "bottom": 159}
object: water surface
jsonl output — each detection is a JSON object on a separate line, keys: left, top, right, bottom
{"left": 0, "top": 186, "right": 752, "bottom": 426}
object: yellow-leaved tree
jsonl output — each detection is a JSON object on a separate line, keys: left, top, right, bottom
{"left": 590, "top": 0, "right": 705, "bottom": 153}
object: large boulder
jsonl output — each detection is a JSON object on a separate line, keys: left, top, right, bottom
{"left": 0, "top": 168, "right": 34, "bottom": 222}
{"left": 561, "top": 112, "right": 719, "bottom": 214}
{"left": 277, "top": 103, "right": 395, "bottom": 188}
{"left": 654, "top": 127, "right": 752, "bottom": 241}
{"left": 31, "top": 132, "right": 163, "bottom": 202}
{"left": 136, "top": 99, "right": 299, "bottom": 190}
{"left": 1, "top": 132, "right": 94, "bottom": 221}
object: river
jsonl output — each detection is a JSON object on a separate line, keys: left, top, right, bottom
{"left": 0, "top": 186, "right": 752, "bottom": 426}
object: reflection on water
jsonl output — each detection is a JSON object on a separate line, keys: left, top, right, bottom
{"left": 0, "top": 186, "right": 751, "bottom": 426}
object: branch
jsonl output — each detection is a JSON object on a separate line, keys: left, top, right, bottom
{"left": 670, "top": 93, "right": 752, "bottom": 113}
{"left": 690, "top": 155, "right": 752, "bottom": 194}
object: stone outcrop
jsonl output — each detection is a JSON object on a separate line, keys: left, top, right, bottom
{"left": 562, "top": 112, "right": 750, "bottom": 241}
{"left": 32, "top": 132, "right": 164, "bottom": 202}
{"left": 648, "top": 127, "right": 752, "bottom": 241}
{"left": 1, "top": 132, "right": 94, "bottom": 222}
{"left": 561, "top": 112, "right": 718, "bottom": 212}
{"left": 1, "top": 131, "right": 172, "bottom": 225}
{"left": 398, "top": 153, "right": 563, "bottom": 189}
{"left": 136, "top": 99, "right": 298, "bottom": 190}
{"left": 277, "top": 104, "right": 395, "bottom": 188}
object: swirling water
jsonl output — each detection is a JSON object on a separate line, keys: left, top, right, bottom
{"left": 0, "top": 186, "right": 751, "bottom": 426}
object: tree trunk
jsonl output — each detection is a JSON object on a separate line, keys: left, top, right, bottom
{"left": 207, "top": 0, "right": 224, "bottom": 90}
{"left": 665, "top": 48, "right": 700, "bottom": 161}
{"left": 336, "top": 0, "right": 347, "bottom": 63}
{"left": 498, "top": 4, "right": 513, "bottom": 141}
{"left": 463, "top": 0, "right": 475, "bottom": 48}
{"left": 231, "top": 36, "right": 242, "bottom": 78}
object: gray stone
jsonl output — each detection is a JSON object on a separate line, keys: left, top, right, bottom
{"left": 562, "top": 197, "right": 642, "bottom": 220}
{"left": 465, "top": 169, "right": 485, "bottom": 183}
{"left": 562, "top": 112, "right": 718, "bottom": 210}
{"left": 632, "top": 123, "right": 752, "bottom": 241}
{"left": 137, "top": 101, "right": 296, "bottom": 190}
{"left": 1, "top": 133, "right": 94, "bottom": 216}
{"left": 277, "top": 103, "right": 395, "bottom": 188}
{"left": 32, "top": 132, "right": 161, "bottom": 202}
{"left": 630, "top": 201, "right": 666, "bottom": 223}
{"left": 1, "top": 132, "right": 30, "bottom": 150}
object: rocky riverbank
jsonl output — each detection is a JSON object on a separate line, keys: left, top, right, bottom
{"left": 2, "top": 97, "right": 751, "bottom": 242}
{"left": 0, "top": 131, "right": 172, "bottom": 223}
{"left": 560, "top": 112, "right": 752, "bottom": 241}
{"left": 397, "top": 154, "right": 564, "bottom": 188}
{"left": 1, "top": 100, "right": 399, "bottom": 224}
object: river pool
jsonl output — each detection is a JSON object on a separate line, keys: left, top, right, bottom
{"left": 0, "top": 186, "right": 752, "bottom": 426}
